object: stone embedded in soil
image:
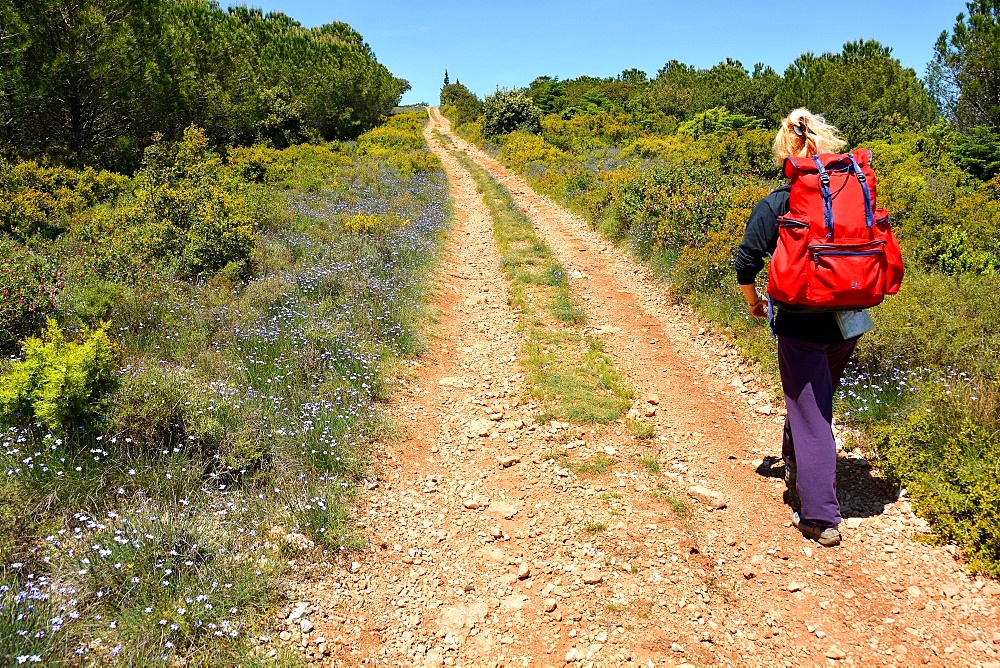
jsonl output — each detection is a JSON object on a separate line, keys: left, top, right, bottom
{"left": 489, "top": 500, "right": 518, "bottom": 518}
{"left": 824, "top": 646, "right": 847, "bottom": 660}
{"left": 687, "top": 485, "right": 727, "bottom": 509}
{"left": 582, "top": 569, "right": 603, "bottom": 584}
{"left": 469, "top": 418, "right": 493, "bottom": 437}
{"left": 545, "top": 598, "right": 558, "bottom": 612}
{"left": 282, "top": 532, "right": 315, "bottom": 552}
{"left": 498, "top": 455, "right": 520, "bottom": 468}
{"left": 517, "top": 562, "right": 531, "bottom": 580}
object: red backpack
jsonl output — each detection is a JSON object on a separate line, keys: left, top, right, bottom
{"left": 767, "top": 148, "right": 904, "bottom": 310}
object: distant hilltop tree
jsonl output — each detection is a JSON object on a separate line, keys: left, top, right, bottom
{"left": 444, "top": 69, "right": 450, "bottom": 86}
{"left": 440, "top": 82, "right": 482, "bottom": 125}
{"left": 482, "top": 89, "right": 543, "bottom": 138}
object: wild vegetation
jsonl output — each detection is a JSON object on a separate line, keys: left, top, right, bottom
{"left": 0, "top": 4, "right": 438, "bottom": 662}
{"left": 1, "top": 0, "right": 408, "bottom": 170}
{"left": 0, "top": 110, "right": 447, "bottom": 663}
{"left": 443, "top": 11, "right": 1000, "bottom": 575}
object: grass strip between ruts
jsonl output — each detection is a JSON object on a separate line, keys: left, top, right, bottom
{"left": 454, "top": 151, "right": 633, "bottom": 426}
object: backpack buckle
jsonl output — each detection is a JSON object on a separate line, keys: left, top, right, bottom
{"left": 820, "top": 173, "right": 830, "bottom": 186}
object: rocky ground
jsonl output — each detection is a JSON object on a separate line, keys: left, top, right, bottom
{"left": 273, "top": 109, "right": 1000, "bottom": 667}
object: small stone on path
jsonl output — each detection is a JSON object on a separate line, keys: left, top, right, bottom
{"left": 824, "top": 646, "right": 847, "bottom": 660}
{"left": 489, "top": 500, "right": 518, "bottom": 519}
{"left": 498, "top": 455, "right": 520, "bottom": 468}
{"left": 688, "top": 485, "right": 727, "bottom": 509}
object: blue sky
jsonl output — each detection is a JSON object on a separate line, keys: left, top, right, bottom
{"left": 251, "top": 0, "right": 967, "bottom": 106}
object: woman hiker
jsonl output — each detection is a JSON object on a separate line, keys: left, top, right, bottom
{"left": 733, "top": 108, "right": 864, "bottom": 547}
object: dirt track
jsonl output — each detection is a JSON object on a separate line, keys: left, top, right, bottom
{"left": 276, "top": 108, "right": 1000, "bottom": 667}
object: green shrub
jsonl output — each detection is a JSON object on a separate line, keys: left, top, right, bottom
{"left": 57, "top": 276, "right": 130, "bottom": 328}
{"left": 0, "top": 319, "right": 117, "bottom": 437}
{"left": 949, "top": 125, "right": 1000, "bottom": 180}
{"left": 225, "top": 144, "right": 289, "bottom": 183}
{"left": 671, "top": 183, "right": 770, "bottom": 298}
{"left": 79, "top": 125, "right": 263, "bottom": 279}
{"left": 614, "top": 163, "right": 739, "bottom": 251}
{"left": 871, "top": 386, "right": 1000, "bottom": 576}
{"left": 620, "top": 135, "right": 688, "bottom": 160}
{"left": 916, "top": 224, "right": 999, "bottom": 275}
{"left": 356, "top": 112, "right": 441, "bottom": 174}
{"left": 497, "top": 131, "right": 568, "bottom": 172}
{"left": 676, "top": 107, "right": 763, "bottom": 140}
{"left": 0, "top": 238, "right": 63, "bottom": 353}
{"left": 714, "top": 129, "right": 780, "bottom": 177}
{"left": 482, "top": 90, "right": 543, "bottom": 139}
{"left": 440, "top": 83, "right": 483, "bottom": 127}
{"left": 856, "top": 270, "right": 1000, "bottom": 380}
{"left": 107, "top": 367, "right": 267, "bottom": 472}
{"left": 0, "top": 158, "right": 127, "bottom": 239}
{"left": 358, "top": 114, "right": 425, "bottom": 152}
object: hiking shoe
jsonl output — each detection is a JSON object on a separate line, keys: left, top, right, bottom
{"left": 792, "top": 512, "right": 841, "bottom": 547}
{"left": 784, "top": 461, "right": 796, "bottom": 489}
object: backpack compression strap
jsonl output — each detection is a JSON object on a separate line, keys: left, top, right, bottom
{"left": 847, "top": 153, "right": 875, "bottom": 229}
{"left": 812, "top": 155, "right": 834, "bottom": 238}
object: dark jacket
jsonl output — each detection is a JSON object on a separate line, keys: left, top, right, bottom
{"left": 734, "top": 185, "right": 846, "bottom": 343}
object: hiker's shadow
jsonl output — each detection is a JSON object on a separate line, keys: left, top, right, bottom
{"left": 756, "top": 455, "right": 899, "bottom": 518}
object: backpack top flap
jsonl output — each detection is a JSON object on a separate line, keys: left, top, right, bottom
{"left": 782, "top": 149, "right": 876, "bottom": 236}
{"left": 783, "top": 148, "right": 873, "bottom": 178}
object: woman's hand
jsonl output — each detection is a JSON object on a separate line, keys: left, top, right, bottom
{"left": 739, "top": 283, "right": 768, "bottom": 318}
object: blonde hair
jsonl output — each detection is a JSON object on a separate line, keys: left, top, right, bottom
{"left": 773, "top": 108, "right": 846, "bottom": 164}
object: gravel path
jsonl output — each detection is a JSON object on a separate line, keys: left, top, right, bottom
{"left": 275, "top": 110, "right": 1000, "bottom": 667}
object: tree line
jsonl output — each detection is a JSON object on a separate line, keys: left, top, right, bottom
{"left": 0, "top": 0, "right": 408, "bottom": 170}
{"left": 445, "top": 39, "right": 936, "bottom": 147}
{"left": 444, "top": 0, "right": 1000, "bottom": 157}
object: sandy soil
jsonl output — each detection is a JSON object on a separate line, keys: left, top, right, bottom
{"left": 274, "top": 108, "right": 1000, "bottom": 667}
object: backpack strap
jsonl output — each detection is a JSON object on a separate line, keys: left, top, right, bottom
{"left": 811, "top": 155, "right": 835, "bottom": 237}
{"left": 847, "top": 152, "right": 875, "bottom": 229}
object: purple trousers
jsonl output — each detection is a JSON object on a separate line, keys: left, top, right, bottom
{"left": 778, "top": 335, "right": 859, "bottom": 527}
